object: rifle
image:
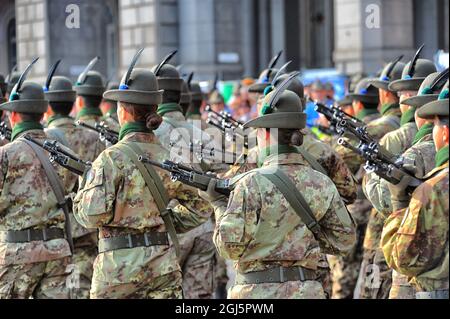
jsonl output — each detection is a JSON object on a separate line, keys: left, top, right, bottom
{"left": 138, "top": 156, "right": 231, "bottom": 196}
{"left": 76, "top": 120, "right": 119, "bottom": 145}
{"left": 23, "top": 135, "right": 91, "bottom": 176}
{"left": 169, "top": 140, "right": 241, "bottom": 163}
{"left": 337, "top": 137, "right": 421, "bottom": 189}
{"left": 205, "top": 105, "right": 245, "bottom": 130}
{"left": 0, "top": 121, "right": 11, "bottom": 141}
{"left": 314, "top": 102, "right": 364, "bottom": 133}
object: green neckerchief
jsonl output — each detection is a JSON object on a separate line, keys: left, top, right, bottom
{"left": 356, "top": 108, "right": 379, "bottom": 121}
{"left": 400, "top": 107, "right": 416, "bottom": 126}
{"left": 47, "top": 114, "right": 72, "bottom": 126}
{"left": 257, "top": 144, "right": 300, "bottom": 168}
{"left": 118, "top": 121, "right": 150, "bottom": 141}
{"left": 157, "top": 103, "right": 183, "bottom": 116}
{"left": 381, "top": 103, "right": 399, "bottom": 116}
{"left": 412, "top": 123, "right": 433, "bottom": 146}
{"left": 11, "top": 121, "right": 43, "bottom": 141}
{"left": 435, "top": 146, "right": 449, "bottom": 168}
{"left": 76, "top": 107, "right": 103, "bottom": 120}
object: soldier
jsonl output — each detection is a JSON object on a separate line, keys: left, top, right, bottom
{"left": 362, "top": 64, "right": 442, "bottom": 300}
{"left": 42, "top": 63, "right": 101, "bottom": 299}
{"left": 73, "top": 53, "right": 212, "bottom": 298}
{"left": 381, "top": 90, "right": 449, "bottom": 300}
{"left": 185, "top": 81, "right": 203, "bottom": 122}
{"left": 5, "top": 71, "right": 20, "bottom": 101}
{"left": 199, "top": 83, "right": 356, "bottom": 299}
{"left": 180, "top": 78, "right": 192, "bottom": 117}
{"left": 208, "top": 90, "right": 226, "bottom": 114}
{"left": 100, "top": 81, "right": 120, "bottom": 132}
{"left": 0, "top": 60, "right": 72, "bottom": 299}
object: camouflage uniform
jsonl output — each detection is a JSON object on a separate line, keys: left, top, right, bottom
{"left": 363, "top": 133, "right": 436, "bottom": 299}
{"left": 46, "top": 116, "right": 100, "bottom": 299}
{"left": 75, "top": 113, "right": 106, "bottom": 157}
{"left": 73, "top": 132, "right": 211, "bottom": 299}
{"left": 0, "top": 130, "right": 72, "bottom": 299}
{"left": 102, "top": 113, "right": 120, "bottom": 133}
{"left": 210, "top": 152, "right": 356, "bottom": 299}
{"left": 381, "top": 161, "right": 449, "bottom": 297}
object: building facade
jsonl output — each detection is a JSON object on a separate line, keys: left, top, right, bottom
{"left": 0, "top": 0, "right": 448, "bottom": 83}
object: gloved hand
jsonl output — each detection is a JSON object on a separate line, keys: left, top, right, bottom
{"left": 388, "top": 173, "right": 414, "bottom": 211}
{"left": 198, "top": 178, "right": 227, "bottom": 203}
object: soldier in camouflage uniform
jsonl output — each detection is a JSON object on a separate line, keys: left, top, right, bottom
{"left": 0, "top": 65, "right": 72, "bottom": 298}
{"left": 185, "top": 81, "right": 203, "bottom": 122}
{"left": 362, "top": 60, "right": 440, "bottom": 299}
{"left": 73, "top": 59, "right": 212, "bottom": 298}
{"left": 199, "top": 82, "right": 356, "bottom": 299}
{"left": 381, "top": 92, "right": 449, "bottom": 300}
{"left": 43, "top": 69, "right": 100, "bottom": 299}
{"left": 100, "top": 81, "right": 120, "bottom": 132}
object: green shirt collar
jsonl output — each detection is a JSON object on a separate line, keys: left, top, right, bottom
{"left": 118, "top": 121, "right": 150, "bottom": 141}
{"left": 257, "top": 144, "right": 300, "bottom": 168}
{"left": 11, "top": 121, "right": 44, "bottom": 141}
{"left": 435, "top": 145, "right": 449, "bottom": 168}
{"left": 157, "top": 103, "right": 183, "bottom": 117}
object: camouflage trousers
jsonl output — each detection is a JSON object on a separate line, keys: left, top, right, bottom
{"left": 178, "top": 220, "right": 216, "bottom": 299}
{"left": 389, "top": 270, "right": 416, "bottom": 299}
{"left": 68, "top": 234, "right": 98, "bottom": 299}
{"left": 90, "top": 270, "right": 183, "bottom": 299}
{"left": 328, "top": 222, "right": 367, "bottom": 299}
{"left": 229, "top": 280, "right": 326, "bottom": 299}
{"left": 355, "top": 248, "right": 392, "bottom": 299}
{"left": 0, "top": 256, "right": 72, "bottom": 299}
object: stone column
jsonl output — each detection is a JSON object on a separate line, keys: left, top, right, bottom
{"left": 333, "top": 0, "right": 415, "bottom": 75}
{"left": 118, "top": 0, "right": 158, "bottom": 74}
{"left": 15, "top": 0, "right": 49, "bottom": 83}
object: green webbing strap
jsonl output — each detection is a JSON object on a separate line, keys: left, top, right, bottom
{"left": 21, "top": 138, "right": 74, "bottom": 254}
{"left": 297, "top": 147, "right": 327, "bottom": 175}
{"left": 116, "top": 142, "right": 180, "bottom": 257}
{"left": 258, "top": 167, "right": 321, "bottom": 238}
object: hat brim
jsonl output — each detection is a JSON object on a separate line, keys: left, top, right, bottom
{"left": 74, "top": 85, "right": 105, "bottom": 97}
{"left": 402, "top": 94, "right": 439, "bottom": 108}
{"left": 248, "top": 82, "right": 269, "bottom": 93}
{"left": 0, "top": 99, "right": 48, "bottom": 114}
{"left": 337, "top": 96, "right": 353, "bottom": 107}
{"left": 103, "top": 89, "right": 163, "bottom": 106}
{"left": 180, "top": 93, "right": 192, "bottom": 104}
{"left": 45, "top": 90, "right": 77, "bottom": 103}
{"left": 388, "top": 78, "right": 425, "bottom": 92}
{"left": 416, "top": 99, "right": 449, "bottom": 119}
{"left": 243, "top": 112, "right": 307, "bottom": 129}
{"left": 346, "top": 93, "right": 379, "bottom": 104}
{"left": 367, "top": 78, "right": 390, "bottom": 91}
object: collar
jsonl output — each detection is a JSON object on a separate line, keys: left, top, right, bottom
{"left": 260, "top": 147, "right": 308, "bottom": 168}
{"left": 119, "top": 131, "right": 158, "bottom": 144}
{"left": 157, "top": 103, "right": 183, "bottom": 117}
{"left": 47, "top": 116, "right": 74, "bottom": 128}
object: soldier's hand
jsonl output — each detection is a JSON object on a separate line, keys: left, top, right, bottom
{"left": 388, "top": 174, "right": 413, "bottom": 211}
{"left": 198, "top": 178, "right": 227, "bottom": 203}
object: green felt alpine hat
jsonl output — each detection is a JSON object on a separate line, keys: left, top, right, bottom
{"left": 416, "top": 86, "right": 449, "bottom": 120}
{"left": 248, "top": 68, "right": 279, "bottom": 93}
{"left": 180, "top": 79, "right": 192, "bottom": 105}
{"left": 403, "top": 69, "right": 449, "bottom": 108}
{"left": 368, "top": 55, "right": 406, "bottom": 91}
{"left": 45, "top": 76, "right": 77, "bottom": 103}
{"left": 189, "top": 81, "right": 203, "bottom": 102}
{"left": 74, "top": 57, "right": 105, "bottom": 97}
{"left": 388, "top": 59, "right": 437, "bottom": 92}
{"left": 346, "top": 78, "right": 379, "bottom": 104}
{"left": 273, "top": 73, "right": 305, "bottom": 110}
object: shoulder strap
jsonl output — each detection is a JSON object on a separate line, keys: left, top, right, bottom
{"left": 297, "top": 147, "right": 327, "bottom": 175}
{"left": 115, "top": 142, "right": 180, "bottom": 257}
{"left": 257, "top": 166, "right": 321, "bottom": 238}
{"left": 20, "top": 138, "right": 74, "bottom": 253}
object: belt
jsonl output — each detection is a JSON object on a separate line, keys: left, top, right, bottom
{"left": 415, "top": 290, "right": 449, "bottom": 299}
{"left": 0, "top": 228, "right": 65, "bottom": 243}
{"left": 235, "top": 266, "right": 317, "bottom": 285}
{"left": 98, "top": 232, "right": 169, "bottom": 253}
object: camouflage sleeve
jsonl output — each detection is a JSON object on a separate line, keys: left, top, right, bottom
{"left": 333, "top": 141, "right": 363, "bottom": 175}
{"left": 73, "top": 152, "right": 120, "bottom": 228}
{"left": 362, "top": 172, "right": 393, "bottom": 218}
{"left": 381, "top": 184, "right": 448, "bottom": 277}
{"left": 210, "top": 174, "right": 260, "bottom": 260}
{"left": 315, "top": 187, "right": 356, "bottom": 256}
{"left": 165, "top": 178, "right": 212, "bottom": 233}
{"left": 318, "top": 150, "right": 357, "bottom": 204}
{"left": 0, "top": 147, "right": 7, "bottom": 211}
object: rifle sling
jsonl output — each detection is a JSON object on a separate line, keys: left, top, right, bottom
{"left": 257, "top": 166, "right": 321, "bottom": 238}
{"left": 116, "top": 142, "right": 180, "bottom": 257}
{"left": 297, "top": 147, "right": 327, "bottom": 175}
{"left": 20, "top": 138, "right": 74, "bottom": 254}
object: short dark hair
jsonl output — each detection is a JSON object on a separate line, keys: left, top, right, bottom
{"left": 162, "top": 90, "right": 181, "bottom": 104}
{"left": 81, "top": 95, "right": 103, "bottom": 108}
{"left": 362, "top": 101, "right": 378, "bottom": 109}
{"left": 18, "top": 112, "right": 43, "bottom": 122}
{"left": 49, "top": 101, "right": 73, "bottom": 116}
{"left": 277, "top": 128, "right": 304, "bottom": 146}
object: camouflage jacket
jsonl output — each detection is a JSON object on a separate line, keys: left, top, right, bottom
{"left": 75, "top": 114, "right": 106, "bottom": 160}
{"left": 210, "top": 152, "right": 356, "bottom": 274}
{"left": 379, "top": 122, "right": 418, "bottom": 156}
{"left": 363, "top": 133, "right": 435, "bottom": 218}
{"left": 102, "top": 113, "right": 120, "bottom": 133}
{"left": 363, "top": 134, "right": 436, "bottom": 251}
{"left": 381, "top": 162, "right": 449, "bottom": 292}
{"left": 0, "top": 130, "right": 71, "bottom": 265}
{"left": 73, "top": 132, "right": 211, "bottom": 284}
{"left": 47, "top": 116, "right": 100, "bottom": 239}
